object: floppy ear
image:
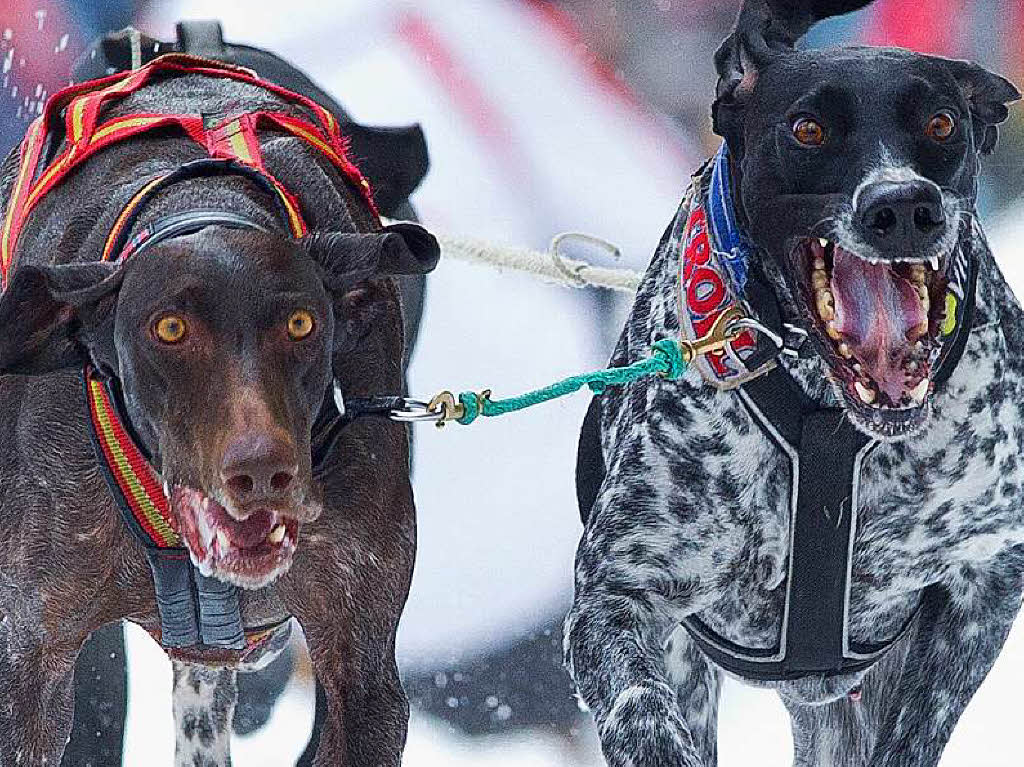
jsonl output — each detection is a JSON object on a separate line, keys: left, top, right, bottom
{"left": 304, "top": 222, "right": 440, "bottom": 290}
{"left": 0, "top": 262, "right": 123, "bottom": 375}
{"left": 942, "top": 59, "right": 1021, "bottom": 154}
{"left": 713, "top": 0, "right": 875, "bottom": 142}
{"left": 304, "top": 222, "right": 439, "bottom": 355}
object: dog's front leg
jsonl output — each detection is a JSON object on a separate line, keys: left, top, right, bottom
{"left": 279, "top": 502, "right": 413, "bottom": 767}
{"left": 0, "top": 622, "right": 79, "bottom": 766}
{"left": 868, "top": 546, "right": 1024, "bottom": 767}
{"left": 171, "top": 661, "right": 237, "bottom": 767}
{"left": 566, "top": 502, "right": 714, "bottom": 767}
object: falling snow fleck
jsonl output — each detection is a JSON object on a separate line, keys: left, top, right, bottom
{"left": 34, "top": 9, "right": 46, "bottom": 31}
{"left": 2, "top": 50, "right": 12, "bottom": 74}
{"left": 57, "top": 33, "right": 68, "bottom": 51}
{"left": 446, "top": 696, "right": 459, "bottom": 708}
{"left": 3, "top": 28, "right": 12, "bottom": 41}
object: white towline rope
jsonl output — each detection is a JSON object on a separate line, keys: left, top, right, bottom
{"left": 385, "top": 219, "right": 643, "bottom": 293}
{"left": 436, "top": 232, "right": 642, "bottom": 293}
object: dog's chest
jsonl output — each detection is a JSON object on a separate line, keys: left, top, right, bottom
{"left": 605, "top": 246, "right": 1024, "bottom": 652}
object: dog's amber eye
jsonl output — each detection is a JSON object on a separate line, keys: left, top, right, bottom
{"left": 792, "top": 117, "right": 826, "bottom": 146}
{"left": 287, "top": 310, "right": 315, "bottom": 341}
{"left": 926, "top": 111, "right": 956, "bottom": 142}
{"left": 154, "top": 315, "right": 187, "bottom": 344}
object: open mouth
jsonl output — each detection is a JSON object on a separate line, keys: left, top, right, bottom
{"left": 171, "top": 486, "right": 299, "bottom": 589}
{"left": 791, "top": 237, "right": 951, "bottom": 437}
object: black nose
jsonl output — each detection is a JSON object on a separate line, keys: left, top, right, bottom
{"left": 856, "top": 179, "right": 946, "bottom": 255}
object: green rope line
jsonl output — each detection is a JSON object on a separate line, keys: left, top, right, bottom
{"left": 455, "top": 338, "right": 687, "bottom": 426}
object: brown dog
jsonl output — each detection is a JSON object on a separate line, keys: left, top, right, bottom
{"left": 0, "top": 56, "right": 437, "bottom": 765}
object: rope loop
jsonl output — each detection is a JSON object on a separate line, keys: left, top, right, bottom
{"left": 651, "top": 338, "right": 686, "bottom": 380}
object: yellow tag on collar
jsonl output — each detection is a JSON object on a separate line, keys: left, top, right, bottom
{"left": 941, "top": 292, "right": 958, "bottom": 337}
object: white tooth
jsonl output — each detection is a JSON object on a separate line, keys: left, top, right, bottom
{"left": 812, "top": 270, "right": 828, "bottom": 289}
{"left": 928, "top": 256, "right": 939, "bottom": 270}
{"left": 855, "top": 381, "right": 876, "bottom": 404}
{"left": 216, "top": 530, "right": 229, "bottom": 551}
{"left": 813, "top": 256, "right": 826, "bottom": 271}
{"left": 838, "top": 342, "right": 852, "bottom": 358}
{"left": 911, "top": 378, "right": 930, "bottom": 404}
{"left": 162, "top": 481, "right": 170, "bottom": 497}
{"left": 269, "top": 524, "right": 287, "bottom": 544}
{"left": 818, "top": 238, "right": 829, "bottom": 248}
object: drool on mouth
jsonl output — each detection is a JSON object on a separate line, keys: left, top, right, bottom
{"left": 171, "top": 486, "right": 299, "bottom": 589}
{"left": 791, "top": 237, "right": 951, "bottom": 432}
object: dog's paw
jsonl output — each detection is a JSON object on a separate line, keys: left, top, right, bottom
{"left": 598, "top": 684, "right": 704, "bottom": 767}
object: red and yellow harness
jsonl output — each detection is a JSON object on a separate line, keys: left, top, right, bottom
{"left": 1, "top": 54, "right": 378, "bottom": 655}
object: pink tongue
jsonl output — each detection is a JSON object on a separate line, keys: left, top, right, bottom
{"left": 219, "top": 507, "right": 275, "bottom": 549}
{"left": 831, "top": 248, "right": 925, "bottom": 403}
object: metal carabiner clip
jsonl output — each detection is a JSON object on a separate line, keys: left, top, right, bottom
{"left": 388, "top": 398, "right": 442, "bottom": 423}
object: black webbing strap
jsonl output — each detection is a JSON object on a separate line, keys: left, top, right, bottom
{"left": 311, "top": 395, "right": 409, "bottom": 473}
{"left": 786, "top": 408, "right": 867, "bottom": 673}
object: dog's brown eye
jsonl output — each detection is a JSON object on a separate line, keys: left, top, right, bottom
{"left": 154, "top": 315, "right": 187, "bottom": 344}
{"left": 926, "top": 111, "right": 956, "bottom": 142}
{"left": 792, "top": 117, "right": 826, "bottom": 146}
{"left": 287, "top": 310, "right": 315, "bottom": 341}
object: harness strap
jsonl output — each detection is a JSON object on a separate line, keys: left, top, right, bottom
{"left": 103, "top": 158, "right": 302, "bottom": 261}
{"left": 1, "top": 52, "right": 377, "bottom": 287}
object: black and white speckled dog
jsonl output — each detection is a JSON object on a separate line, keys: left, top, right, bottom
{"left": 567, "top": 1, "right": 1024, "bottom": 765}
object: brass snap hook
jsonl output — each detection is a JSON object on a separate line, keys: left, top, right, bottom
{"left": 427, "top": 391, "right": 466, "bottom": 428}
{"left": 680, "top": 306, "right": 745, "bottom": 363}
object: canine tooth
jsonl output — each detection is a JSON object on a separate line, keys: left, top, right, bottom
{"left": 928, "top": 256, "right": 939, "bottom": 271}
{"left": 838, "top": 342, "right": 852, "bottom": 358}
{"left": 216, "top": 530, "right": 229, "bottom": 551}
{"left": 269, "top": 524, "right": 287, "bottom": 544}
{"left": 816, "top": 289, "right": 835, "bottom": 321}
{"left": 855, "top": 381, "right": 876, "bottom": 404}
{"left": 911, "top": 378, "right": 930, "bottom": 404}
{"left": 818, "top": 238, "right": 829, "bottom": 249}
{"left": 162, "top": 481, "right": 170, "bottom": 497}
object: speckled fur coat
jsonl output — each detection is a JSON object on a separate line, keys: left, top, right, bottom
{"left": 565, "top": 203, "right": 1024, "bottom": 766}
